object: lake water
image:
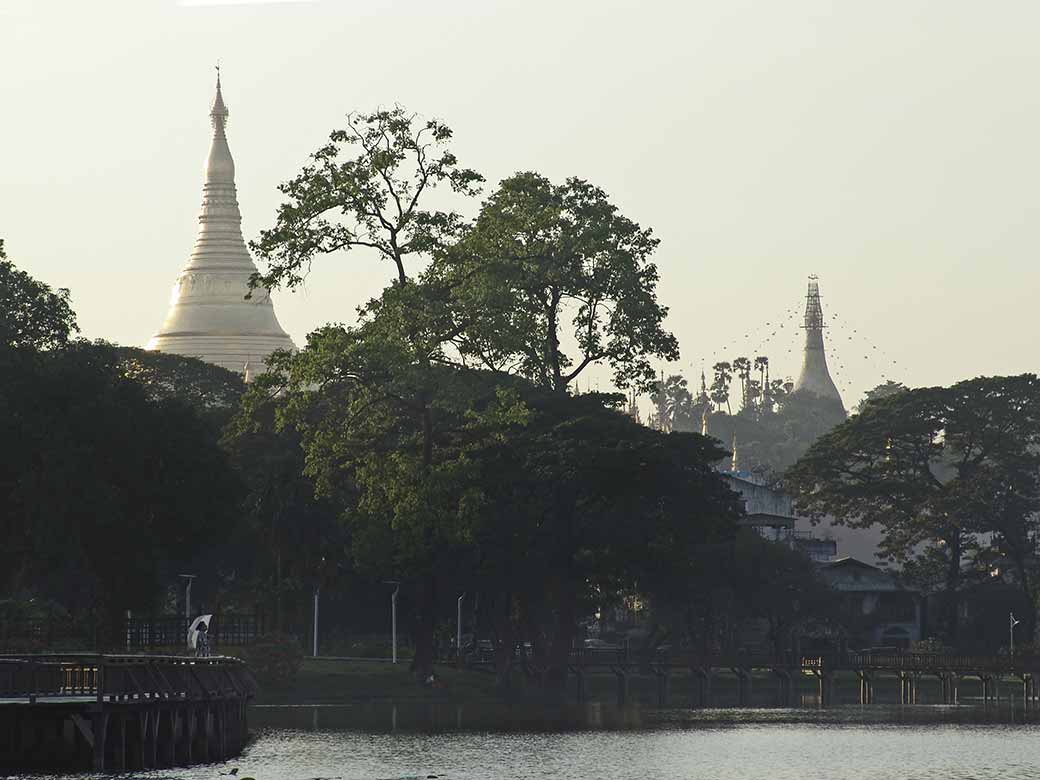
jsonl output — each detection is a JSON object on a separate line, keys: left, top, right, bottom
{"left": 14, "top": 703, "right": 1040, "bottom": 780}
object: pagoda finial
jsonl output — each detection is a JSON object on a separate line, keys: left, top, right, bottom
{"left": 731, "top": 432, "right": 740, "bottom": 472}
{"left": 211, "top": 66, "right": 229, "bottom": 134}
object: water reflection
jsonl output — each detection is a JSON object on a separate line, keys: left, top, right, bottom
{"left": 12, "top": 704, "right": 1040, "bottom": 780}
{"left": 237, "top": 706, "right": 1040, "bottom": 780}
{"left": 252, "top": 699, "right": 1038, "bottom": 735}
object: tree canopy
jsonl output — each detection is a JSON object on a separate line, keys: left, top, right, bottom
{"left": 431, "top": 172, "right": 679, "bottom": 393}
{"left": 252, "top": 108, "right": 483, "bottom": 288}
{"left": 786, "top": 374, "right": 1040, "bottom": 643}
{"left": 0, "top": 239, "right": 78, "bottom": 352}
{"left": 0, "top": 341, "right": 241, "bottom": 638}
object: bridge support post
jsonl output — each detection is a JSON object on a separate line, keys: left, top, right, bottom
{"left": 689, "top": 667, "right": 711, "bottom": 707}
{"left": 113, "top": 711, "right": 126, "bottom": 772}
{"left": 813, "top": 670, "right": 832, "bottom": 707}
{"left": 571, "top": 668, "right": 586, "bottom": 704}
{"left": 732, "top": 668, "right": 752, "bottom": 707}
{"left": 653, "top": 668, "right": 670, "bottom": 707}
{"left": 91, "top": 712, "right": 109, "bottom": 772}
{"left": 612, "top": 667, "right": 628, "bottom": 706}
{"left": 856, "top": 670, "right": 874, "bottom": 705}
{"left": 183, "top": 706, "right": 195, "bottom": 766}
{"left": 141, "top": 711, "right": 157, "bottom": 769}
{"left": 772, "top": 669, "right": 794, "bottom": 707}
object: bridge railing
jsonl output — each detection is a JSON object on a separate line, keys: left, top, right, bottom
{"left": 0, "top": 654, "right": 257, "bottom": 704}
{"left": 561, "top": 648, "right": 1040, "bottom": 674}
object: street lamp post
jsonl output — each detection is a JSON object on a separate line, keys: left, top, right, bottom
{"left": 384, "top": 581, "right": 401, "bottom": 664}
{"left": 457, "top": 592, "right": 466, "bottom": 667}
{"left": 313, "top": 557, "right": 326, "bottom": 658}
{"left": 313, "top": 585, "right": 320, "bottom": 658}
{"left": 179, "top": 574, "right": 197, "bottom": 653}
{"left": 1011, "top": 611, "right": 1021, "bottom": 656}
{"left": 179, "top": 574, "right": 197, "bottom": 619}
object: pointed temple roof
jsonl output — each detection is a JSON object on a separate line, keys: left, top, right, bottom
{"left": 793, "top": 276, "right": 844, "bottom": 410}
{"left": 146, "top": 74, "right": 295, "bottom": 374}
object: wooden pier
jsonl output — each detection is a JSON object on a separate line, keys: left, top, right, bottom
{"left": 547, "top": 648, "right": 1040, "bottom": 708}
{"left": 0, "top": 653, "right": 256, "bottom": 772}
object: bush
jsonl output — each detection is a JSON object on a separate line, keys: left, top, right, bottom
{"left": 911, "top": 637, "right": 952, "bottom": 654}
{"left": 242, "top": 634, "right": 304, "bottom": 686}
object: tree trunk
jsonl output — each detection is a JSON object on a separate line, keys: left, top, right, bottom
{"left": 490, "top": 594, "right": 516, "bottom": 692}
{"left": 943, "top": 532, "right": 962, "bottom": 646}
{"left": 410, "top": 574, "right": 438, "bottom": 681}
{"left": 274, "top": 547, "right": 283, "bottom": 634}
{"left": 1009, "top": 550, "right": 1038, "bottom": 645}
{"left": 544, "top": 585, "right": 577, "bottom": 692}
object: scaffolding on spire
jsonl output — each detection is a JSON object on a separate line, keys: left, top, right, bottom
{"left": 792, "top": 276, "right": 844, "bottom": 412}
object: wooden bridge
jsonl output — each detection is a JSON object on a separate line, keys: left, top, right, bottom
{"left": 0, "top": 653, "right": 256, "bottom": 772}
{"left": 518, "top": 648, "right": 1040, "bottom": 708}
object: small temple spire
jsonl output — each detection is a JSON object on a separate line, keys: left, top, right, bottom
{"left": 731, "top": 432, "right": 740, "bottom": 472}
{"left": 792, "top": 276, "right": 844, "bottom": 412}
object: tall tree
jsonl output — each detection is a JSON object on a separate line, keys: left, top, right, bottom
{"left": 732, "top": 357, "right": 752, "bottom": 412}
{"left": 252, "top": 108, "right": 482, "bottom": 289}
{"left": 433, "top": 172, "right": 679, "bottom": 393}
{"left": 786, "top": 375, "right": 1040, "bottom": 644}
{"left": 710, "top": 362, "right": 733, "bottom": 414}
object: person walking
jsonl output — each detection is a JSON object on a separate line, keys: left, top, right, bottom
{"left": 195, "top": 621, "right": 211, "bottom": 657}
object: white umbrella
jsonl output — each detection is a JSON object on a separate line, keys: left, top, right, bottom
{"left": 187, "top": 614, "right": 213, "bottom": 651}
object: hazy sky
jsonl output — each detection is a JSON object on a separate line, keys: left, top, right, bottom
{"left": 3, "top": 0, "right": 1040, "bottom": 408}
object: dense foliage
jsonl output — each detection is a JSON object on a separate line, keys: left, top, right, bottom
{"left": 786, "top": 375, "right": 1040, "bottom": 644}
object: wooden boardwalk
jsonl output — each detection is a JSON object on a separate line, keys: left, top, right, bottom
{"left": 0, "top": 653, "right": 256, "bottom": 772}
{"left": 510, "top": 648, "right": 1040, "bottom": 707}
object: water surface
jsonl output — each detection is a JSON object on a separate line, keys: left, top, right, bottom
{"left": 16, "top": 703, "right": 1040, "bottom": 780}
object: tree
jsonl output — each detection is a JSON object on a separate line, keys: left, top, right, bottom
{"left": 710, "top": 362, "right": 732, "bottom": 414}
{"left": 729, "top": 531, "right": 838, "bottom": 655}
{"left": 754, "top": 356, "right": 770, "bottom": 412}
{"left": 223, "top": 398, "right": 343, "bottom": 635}
{"left": 95, "top": 344, "right": 245, "bottom": 428}
{"left": 249, "top": 108, "right": 482, "bottom": 673}
{"left": 732, "top": 357, "right": 752, "bottom": 412}
{"left": 0, "top": 342, "right": 241, "bottom": 641}
{"left": 459, "top": 389, "right": 741, "bottom": 689}
{"left": 239, "top": 281, "right": 492, "bottom": 679}
{"left": 252, "top": 107, "right": 482, "bottom": 289}
{"left": 649, "top": 374, "right": 696, "bottom": 432}
{"left": 433, "top": 172, "right": 679, "bottom": 393}
{"left": 785, "top": 375, "right": 1040, "bottom": 644}
{"left": 0, "top": 240, "right": 78, "bottom": 351}
{"left": 854, "top": 380, "right": 908, "bottom": 415}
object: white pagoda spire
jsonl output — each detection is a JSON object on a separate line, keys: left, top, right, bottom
{"left": 146, "top": 72, "right": 295, "bottom": 374}
{"left": 793, "top": 276, "right": 843, "bottom": 410}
